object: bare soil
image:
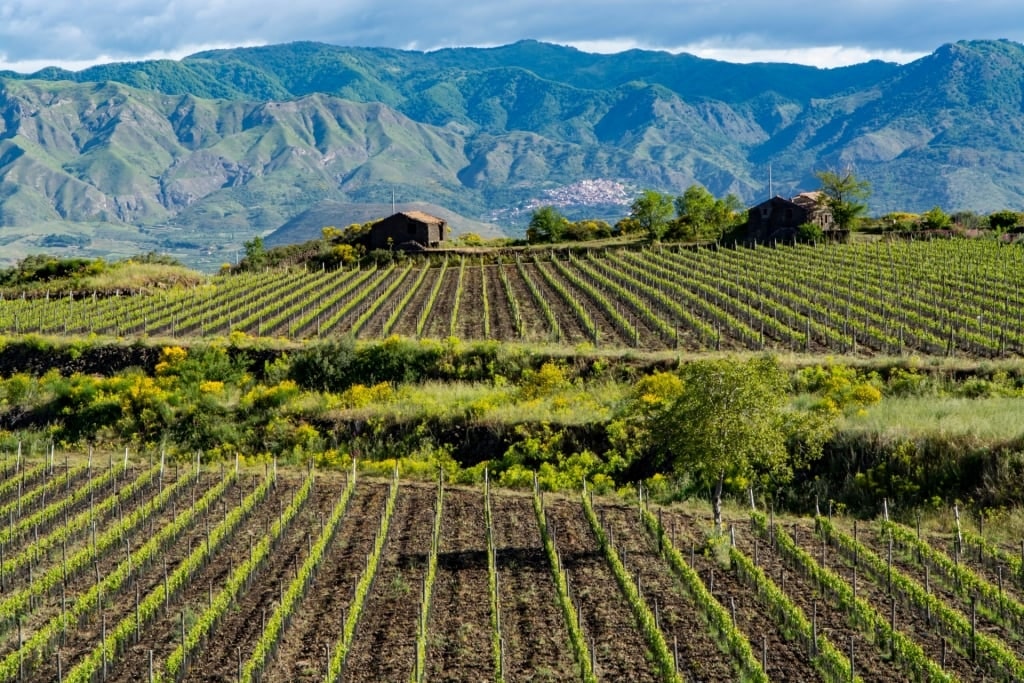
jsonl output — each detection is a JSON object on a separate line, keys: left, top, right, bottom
{"left": 489, "top": 494, "right": 577, "bottom": 682}
{"left": 543, "top": 498, "right": 659, "bottom": 682}
{"left": 599, "top": 504, "right": 747, "bottom": 682}
{"left": 421, "top": 269, "right": 460, "bottom": 340}
{"left": 787, "top": 520, "right": 990, "bottom": 681}
{"left": 262, "top": 481, "right": 390, "bottom": 682}
{"left": 341, "top": 484, "right": 435, "bottom": 683}
{"left": 453, "top": 264, "right": 487, "bottom": 342}
{"left": 424, "top": 487, "right": 494, "bottom": 682}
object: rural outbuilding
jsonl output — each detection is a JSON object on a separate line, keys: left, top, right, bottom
{"left": 743, "top": 193, "right": 835, "bottom": 242}
{"left": 368, "top": 211, "right": 447, "bottom": 251}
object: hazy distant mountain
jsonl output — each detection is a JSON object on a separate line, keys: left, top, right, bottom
{"left": 1, "top": 39, "right": 1023, "bottom": 268}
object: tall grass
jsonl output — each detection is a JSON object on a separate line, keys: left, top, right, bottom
{"left": 840, "top": 396, "right": 1024, "bottom": 443}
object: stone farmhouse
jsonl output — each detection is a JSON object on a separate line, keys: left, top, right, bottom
{"left": 744, "top": 192, "right": 837, "bottom": 242}
{"left": 368, "top": 211, "right": 448, "bottom": 251}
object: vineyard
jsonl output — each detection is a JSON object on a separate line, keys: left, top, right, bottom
{"left": 1, "top": 455, "right": 1024, "bottom": 681}
{"left": 2, "top": 239, "right": 1024, "bottom": 356}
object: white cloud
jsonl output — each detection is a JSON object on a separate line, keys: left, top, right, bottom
{"left": 0, "top": 41, "right": 265, "bottom": 73}
{"left": 670, "top": 44, "right": 930, "bottom": 68}
{"left": 0, "top": 0, "right": 1018, "bottom": 72}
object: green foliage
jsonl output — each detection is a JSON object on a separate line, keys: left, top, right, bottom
{"left": 650, "top": 356, "right": 794, "bottom": 527}
{"left": 630, "top": 190, "right": 675, "bottom": 241}
{"left": 0, "top": 255, "right": 105, "bottom": 289}
{"left": 920, "top": 205, "right": 952, "bottom": 230}
{"left": 795, "top": 221, "right": 824, "bottom": 242}
{"left": 673, "top": 185, "right": 743, "bottom": 241}
{"left": 527, "top": 205, "right": 570, "bottom": 243}
{"left": 815, "top": 169, "right": 871, "bottom": 231}
{"left": 880, "top": 211, "right": 921, "bottom": 231}
{"left": 988, "top": 209, "right": 1023, "bottom": 230}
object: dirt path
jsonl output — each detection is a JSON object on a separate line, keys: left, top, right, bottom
{"left": 262, "top": 480, "right": 389, "bottom": 682}
{"left": 787, "top": 520, "right": 987, "bottom": 681}
{"left": 342, "top": 484, "right": 435, "bottom": 683}
{"left": 454, "top": 263, "right": 487, "bottom": 342}
{"left": 177, "top": 475, "right": 342, "bottom": 682}
{"left": 489, "top": 494, "right": 578, "bottom": 682}
{"left": 544, "top": 498, "right": 659, "bottom": 682}
{"left": 600, "top": 505, "right": 744, "bottom": 682}
{"left": 422, "top": 269, "right": 459, "bottom": 340}
{"left": 484, "top": 264, "right": 518, "bottom": 341}
{"left": 424, "top": 487, "right": 494, "bottom": 682}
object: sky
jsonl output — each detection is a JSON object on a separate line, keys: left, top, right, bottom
{"left": 0, "top": 0, "right": 1020, "bottom": 73}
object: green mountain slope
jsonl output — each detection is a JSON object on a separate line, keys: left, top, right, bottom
{"left": 0, "top": 39, "right": 1023, "bottom": 269}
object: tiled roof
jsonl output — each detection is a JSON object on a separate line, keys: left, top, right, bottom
{"left": 399, "top": 211, "right": 445, "bottom": 224}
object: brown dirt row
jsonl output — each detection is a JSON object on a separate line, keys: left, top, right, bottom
{"left": 353, "top": 266, "right": 421, "bottom": 340}
{"left": 929, "top": 532, "right": 1024, "bottom": 610}
{"left": 176, "top": 475, "right": 345, "bottom": 682}
{"left": 12, "top": 472, "right": 234, "bottom": 676}
{"left": 262, "top": 480, "right": 390, "bottom": 682}
{"left": 502, "top": 263, "right": 556, "bottom": 343}
{"left": 0, "top": 463, "right": 49, "bottom": 506}
{"left": 289, "top": 268, "right": 393, "bottom": 339}
{"left": 543, "top": 498, "right": 659, "bottom": 683}
{"left": 388, "top": 266, "right": 444, "bottom": 338}
{"left": 421, "top": 268, "right": 460, "bottom": 340}
{"left": 483, "top": 264, "right": 518, "bottom": 342}
{"left": 600, "top": 505, "right": 747, "bottom": 682}
{"left": 0, "top": 471, "right": 217, "bottom": 659}
{"left": 489, "top": 494, "right": 577, "bottom": 682}
{"left": 424, "top": 487, "right": 494, "bottom": 682}
{"left": 61, "top": 475, "right": 270, "bottom": 679}
{"left": 1, "top": 463, "right": 94, "bottom": 532}
{"left": 453, "top": 264, "right": 487, "bottom": 342}
{"left": 788, "top": 521, "right": 989, "bottom": 681}
{"left": 3, "top": 464, "right": 179, "bottom": 594}
{"left": 562, "top": 260, "right": 668, "bottom": 350}
{"left": 233, "top": 272, "right": 339, "bottom": 338}
{"left": 0, "top": 463, "right": 61, "bottom": 512}
{"left": 259, "top": 272, "right": 353, "bottom": 338}
{"left": 519, "top": 263, "right": 589, "bottom": 345}
{"left": 341, "top": 483, "right": 436, "bottom": 683}
{"left": 107, "top": 475, "right": 304, "bottom": 682}
{"left": 853, "top": 523, "right": 1024, "bottom": 658}
{"left": 587, "top": 255, "right": 707, "bottom": 350}
{"left": 322, "top": 267, "right": 412, "bottom": 338}
{"left": 717, "top": 515, "right": 908, "bottom": 683}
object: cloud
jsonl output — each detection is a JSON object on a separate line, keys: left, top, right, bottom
{"left": 0, "top": 0, "right": 1019, "bottom": 71}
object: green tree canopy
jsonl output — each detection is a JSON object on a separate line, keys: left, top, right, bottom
{"left": 988, "top": 209, "right": 1023, "bottom": 231}
{"left": 920, "top": 206, "right": 952, "bottom": 231}
{"left": 651, "top": 356, "right": 792, "bottom": 530}
{"left": 526, "top": 205, "right": 570, "bottom": 243}
{"left": 630, "top": 190, "right": 675, "bottom": 241}
{"left": 815, "top": 169, "right": 871, "bottom": 231}
{"left": 674, "top": 185, "right": 743, "bottom": 240}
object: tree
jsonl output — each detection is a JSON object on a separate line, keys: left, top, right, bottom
{"left": 920, "top": 206, "right": 952, "bottom": 231}
{"left": 674, "top": 185, "right": 743, "bottom": 240}
{"left": 243, "top": 236, "right": 267, "bottom": 267}
{"left": 651, "top": 356, "right": 791, "bottom": 531}
{"left": 815, "top": 169, "right": 871, "bottom": 231}
{"left": 988, "top": 209, "right": 1023, "bottom": 231}
{"left": 527, "top": 206, "right": 569, "bottom": 243}
{"left": 630, "top": 190, "right": 675, "bottom": 241}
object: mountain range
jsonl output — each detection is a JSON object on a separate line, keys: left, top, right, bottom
{"left": 1, "top": 38, "right": 1024, "bottom": 269}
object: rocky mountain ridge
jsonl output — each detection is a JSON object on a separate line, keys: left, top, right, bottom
{"left": 0, "top": 39, "right": 1022, "bottom": 269}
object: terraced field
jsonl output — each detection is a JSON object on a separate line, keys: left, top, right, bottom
{"left": 2, "top": 456, "right": 1022, "bottom": 681}
{"left": 4, "top": 239, "right": 1024, "bottom": 356}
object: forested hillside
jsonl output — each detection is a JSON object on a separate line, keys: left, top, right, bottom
{"left": 1, "top": 39, "right": 1024, "bottom": 268}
